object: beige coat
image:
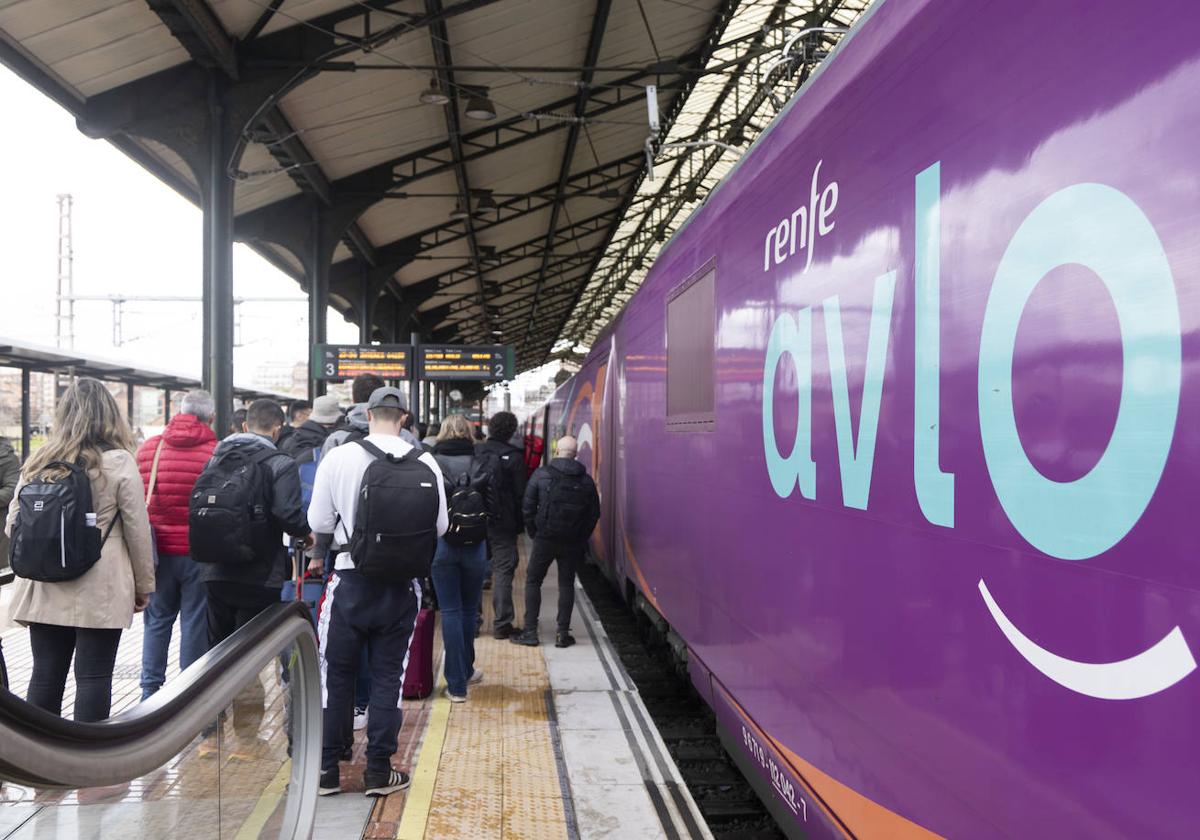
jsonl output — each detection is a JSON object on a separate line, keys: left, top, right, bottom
{"left": 5, "top": 449, "right": 155, "bottom": 630}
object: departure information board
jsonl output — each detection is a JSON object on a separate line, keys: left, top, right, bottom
{"left": 314, "top": 344, "right": 412, "bottom": 381}
{"left": 418, "top": 345, "right": 514, "bottom": 381}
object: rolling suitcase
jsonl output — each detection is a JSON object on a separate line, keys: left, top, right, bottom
{"left": 281, "top": 542, "right": 325, "bottom": 625}
{"left": 402, "top": 607, "right": 436, "bottom": 699}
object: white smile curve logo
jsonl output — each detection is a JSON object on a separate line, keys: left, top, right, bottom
{"left": 978, "top": 580, "right": 1196, "bottom": 700}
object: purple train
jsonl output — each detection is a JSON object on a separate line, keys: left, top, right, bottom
{"left": 526, "top": 1, "right": 1199, "bottom": 836}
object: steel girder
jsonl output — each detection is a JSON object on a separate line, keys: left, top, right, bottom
{"left": 520, "top": 0, "right": 613, "bottom": 348}
{"left": 423, "top": 0, "right": 492, "bottom": 337}
{"left": 523, "top": 0, "right": 746, "bottom": 363}
{"left": 560, "top": 0, "right": 860, "bottom": 353}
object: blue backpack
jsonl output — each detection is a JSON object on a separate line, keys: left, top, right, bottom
{"left": 296, "top": 447, "right": 321, "bottom": 514}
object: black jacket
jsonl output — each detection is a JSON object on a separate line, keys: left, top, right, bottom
{"left": 200, "top": 433, "right": 310, "bottom": 589}
{"left": 476, "top": 438, "right": 527, "bottom": 535}
{"left": 523, "top": 457, "right": 600, "bottom": 543}
{"left": 280, "top": 419, "right": 333, "bottom": 460}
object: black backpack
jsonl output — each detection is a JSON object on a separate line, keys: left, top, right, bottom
{"left": 536, "top": 465, "right": 595, "bottom": 542}
{"left": 189, "top": 447, "right": 276, "bottom": 565}
{"left": 347, "top": 440, "right": 440, "bottom": 581}
{"left": 10, "top": 461, "right": 116, "bottom": 582}
{"left": 442, "top": 455, "right": 495, "bottom": 546}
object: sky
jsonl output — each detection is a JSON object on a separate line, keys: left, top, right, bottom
{"left": 0, "top": 64, "right": 358, "bottom": 393}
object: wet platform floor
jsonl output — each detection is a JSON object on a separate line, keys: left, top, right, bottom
{"left": 0, "top": 541, "right": 709, "bottom": 839}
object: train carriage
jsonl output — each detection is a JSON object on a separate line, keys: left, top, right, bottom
{"left": 529, "top": 0, "right": 1200, "bottom": 836}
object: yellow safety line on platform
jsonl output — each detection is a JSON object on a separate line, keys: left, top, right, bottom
{"left": 396, "top": 680, "right": 451, "bottom": 840}
{"left": 234, "top": 758, "right": 292, "bottom": 840}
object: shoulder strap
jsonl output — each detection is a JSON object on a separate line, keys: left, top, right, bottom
{"left": 251, "top": 447, "right": 278, "bottom": 464}
{"left": 354, "top": 438, "right": 387, "bottom": 461}
{"left": 145, "top": 439, "right": 165, "bottom": 505}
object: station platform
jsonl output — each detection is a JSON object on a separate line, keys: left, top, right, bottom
{"left": 0, "top": 542, "right": 710, "bottom": 840}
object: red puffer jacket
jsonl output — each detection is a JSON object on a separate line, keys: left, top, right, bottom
{"left": 137, "top": 414, "right": 218, "bottom": 557}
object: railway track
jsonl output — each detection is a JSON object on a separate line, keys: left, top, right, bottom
{"left": 578, "top": 562, "right": 786, "bottom": 840}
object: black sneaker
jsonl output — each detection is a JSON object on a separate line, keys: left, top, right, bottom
{"left": 555, "top": 631, "right": 576, "bottom": 648}
{"left": 492, "top": 625, "right": 522, "bottom": 640}
{"left": 510, "top": 630, "right": 539, "bottom": 647}
{"left": 340, "top": 743, "right": 353, "bottom": 762}
{"left": 363, "top": 768, "right": 411, "bottom": 797}
{"left": 318, "top": 769, "right": 341, "bottom": 797}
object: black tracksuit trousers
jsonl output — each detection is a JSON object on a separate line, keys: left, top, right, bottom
{"left": 317, "top": 568, "right": 419, "bottom": 776}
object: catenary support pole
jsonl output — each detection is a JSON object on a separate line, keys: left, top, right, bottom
{"left": 203, "top": 74, "right": 235, "bottom": 439}
{"left": 410, "top": 331, "right": 421, "bottom": 420}
{"left": 308, "top": 205, "right": 329, "bottom": 401}
{"left": 20, "top": 368, "right": 30, "bottom": 461}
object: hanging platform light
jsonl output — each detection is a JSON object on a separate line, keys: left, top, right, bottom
{"left": 419, "top": 78, "right": 450, "bottom": 105}
{"left": 464, "top": 87, "right": 497, "bottom": 120}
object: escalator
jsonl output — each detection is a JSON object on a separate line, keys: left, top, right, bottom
{"left": 0, "top": 602, "right": 321, "bottom": 839}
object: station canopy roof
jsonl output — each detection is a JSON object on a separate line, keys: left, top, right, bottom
{"left": 0, "top": 337, "right": 294, "bottom": 402}
{"left": 0, "top": 0, "right": 870, "bottom": 373}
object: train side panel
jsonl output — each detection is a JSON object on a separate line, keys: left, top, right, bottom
{"left": 547, "top": 0, "right": 1200, "bottom": 837}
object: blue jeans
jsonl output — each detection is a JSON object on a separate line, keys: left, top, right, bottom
{"left": 431, "top": 540, "right": 487, "bottom": 696}
{"left": 140, "top": 554, "right": 208, "bottom": 699}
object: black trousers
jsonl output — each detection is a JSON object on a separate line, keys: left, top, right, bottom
{"left": 205, "top": 582, "right": 280, "bottom": 647}
{"left": 206, "top": 582, "right": 279, "bottom": 738}
{"left": 488, "top": 529, "right": 520, "bottom": 632}
{"left": 27, "top": 623, "right": 122, "bottom": 722}
{"left": 523, "top": 539, "right": 584, "bottom": 633}
{"left": 318, "top": 569, "right": 419, "bottom": 776}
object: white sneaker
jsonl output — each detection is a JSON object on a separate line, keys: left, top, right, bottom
{"left": 469, "top": 668, "right": 484, "bottom": 685}
{"left": 353, "top": 707, "right": 368, "bottom": 730}
{"left": 443, "top": 687, "right": 467, "bottom": 703}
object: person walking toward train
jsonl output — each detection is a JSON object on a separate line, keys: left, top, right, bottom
{"left": 281, "top": 394, "right": 340, "bottom": 460}
{"left": 135, "top": 389, "right": 218, "bottom": 700}
{"left": 0, "top": 437, "right": 20, "bottom": 688}
{"left": 432, "top": 414, "right": 497, "bottom": 700}
{"left": 307, "top": 387, "right": 447, "bottom": 797}
{"left": 512, "top": 435, "right": 600, "bottom": 649}
{"left": 5, "top": 378, "right": 155, "bottom": 721}
{"left": 476, "top": 411, "right": 527, "bottom": 640}
{"left": 192, "top": 399, "right": 311, "bottom": 646}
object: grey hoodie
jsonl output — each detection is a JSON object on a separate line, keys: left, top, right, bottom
{"left": 322, "top": 403, "right": 421, "bottom": 456}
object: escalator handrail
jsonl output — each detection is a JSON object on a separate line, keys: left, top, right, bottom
{"left": 0, "top": 601, "right": 321, "bottom": 838}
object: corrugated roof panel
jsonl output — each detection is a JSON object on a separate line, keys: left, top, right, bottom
{"left": 0, "top": 0, "right": 188, "bottom": 97}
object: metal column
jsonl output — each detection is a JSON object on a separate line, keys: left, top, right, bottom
{"left": 163, "top": 389, "right": 172, "bottom": 423}
{"left": 126, "top": 383, "right": 135, "bottom": 428}
{"left": 409, "top": 332, "right": 420, "bottom": 419}
{"left": 421, "top": 380, "right": 430, "bottom": 423}
{"left": 360, "top": 274, "right": 374, "bottom": 344}
{"left": 202, "top": 75, "right": 235, "bottom": 439}
{"left": 20, "top": 368, "right": 30, "bottom": 461}
{"left": 308, "top": 206, "right": 329, "bottom": 401}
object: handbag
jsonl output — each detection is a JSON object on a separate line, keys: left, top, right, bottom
{"left": 145, "top": 439, "right": 164, "bottom": 567}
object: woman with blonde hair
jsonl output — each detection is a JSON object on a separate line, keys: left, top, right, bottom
{"left": 430, "top": 413, "right": 496, "bottom": 702}
{"left": 5, "top": 377, "right": 155, "bottom": 721}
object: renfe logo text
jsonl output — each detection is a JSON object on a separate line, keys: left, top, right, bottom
{"left": 762, "top": 160, "right": 838, "bottom": 275}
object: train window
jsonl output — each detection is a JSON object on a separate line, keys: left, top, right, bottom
{"left": 666, "top": 264, "right": 716, "bottom": 431}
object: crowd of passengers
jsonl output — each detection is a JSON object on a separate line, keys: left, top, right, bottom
{"left": 0, "top": 373, "right": 599, "bottom": 798}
